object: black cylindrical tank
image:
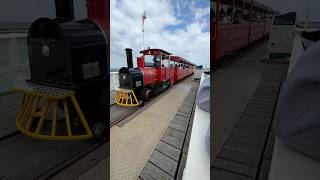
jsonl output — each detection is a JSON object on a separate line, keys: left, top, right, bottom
{"left": 27, "top": 18, "right": 107, "bottom": 89}
{"left": 125, "top": 48, "right": 133, "bottom": 68}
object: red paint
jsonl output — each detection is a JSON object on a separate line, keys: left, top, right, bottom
{"left": 136, "top": 49, "right": 195, "bottom": 87}
{"left": 212, "top": 0, "right": 275, "bottom": 65}
{"left": 86, "top": 0, "right": 109, "bottom": 42}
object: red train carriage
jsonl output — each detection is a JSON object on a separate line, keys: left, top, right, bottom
{"left": 211, "top": 0, "right": 278, "bottom": 65}
{"left": 170, "top": 56, "right": 195, "bottom": 81}
{"left": 116, "top": 48, "right": 195, "bottom": 106}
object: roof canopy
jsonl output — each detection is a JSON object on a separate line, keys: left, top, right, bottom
{"left": 140, "top": 48, "right": 172, "bottom": 55}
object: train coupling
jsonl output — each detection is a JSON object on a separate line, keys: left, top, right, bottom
{"left": 115, "top": 88, "right": 140, "bottom": 106}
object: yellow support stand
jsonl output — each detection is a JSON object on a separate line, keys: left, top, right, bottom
{"left": 115, "top": 88, "right": 139, "bottom": 106}
{"left": 13, "top": 82, "right": 93, "bottom": 140}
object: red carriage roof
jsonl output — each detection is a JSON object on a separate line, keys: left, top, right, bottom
{"left": 140, "top": 48, "right": 172, "bottom": 55}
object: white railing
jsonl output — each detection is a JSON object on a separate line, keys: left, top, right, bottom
{"left": 110, "top": 72, "right": 119, "bottom": 91}
{"left": 0, "top": 33, "right": 29, "bottom": 93}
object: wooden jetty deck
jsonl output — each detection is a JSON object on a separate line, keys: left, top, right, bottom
{"left": 212, "top": 41, "right": 289, "bottom": 180}
{"left": 0, "top": 91, "right": 106, "bottom": 180}
{"left": 138, "top": 82, "right": 199, "bottom": 180}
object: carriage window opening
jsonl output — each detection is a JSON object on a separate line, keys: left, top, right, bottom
{"left": 162, "top": 54, "right": 170, "bottom": 68}
{"left": 169, "top": 60, "right": 175, "bottom": 67}
{"left": 144, "top": 55, "right": 160, "bottom": 67}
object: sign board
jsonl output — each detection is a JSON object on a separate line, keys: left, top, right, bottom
{"left": 268, "top": 12, "right": 297, "bottom": 59}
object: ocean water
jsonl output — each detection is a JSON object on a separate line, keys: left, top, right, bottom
{"left": 0, "top": 22, "right": 30, "bottom": 92}
{"left": 0, "top": 22, "right": 30, "bottom": 34}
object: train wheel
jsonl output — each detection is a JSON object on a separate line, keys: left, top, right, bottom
{"left": 141, "top": 88, "right": 152, "bottom": 101}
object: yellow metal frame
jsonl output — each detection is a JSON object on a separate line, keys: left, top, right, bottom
{"left": 14, "top": 84, "right": 93, "bottom": 140}
{"left": 115, "top": 88, "right": 139, "bottom": 106}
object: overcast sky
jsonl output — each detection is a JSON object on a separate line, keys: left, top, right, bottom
{"left": 1, "top": 0, "right": 320, "bottom": 68}
{"left": 110, "top": 0, "right": 210, "bottom": 68}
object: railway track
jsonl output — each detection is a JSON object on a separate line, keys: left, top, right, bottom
{"left": 0, "top": 132, "right": 106, "bottom": 180}
{"left": 0, "top": 77, "right": 193, "bottom": 180}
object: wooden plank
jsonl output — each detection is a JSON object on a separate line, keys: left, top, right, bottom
{"left": 139, "top": 162, "right": 174, "bottom": 180}
{"left": 178, "top": 106, "right": 192, "bottom": 114}
{"left": 246, "top": 101, "right": 275, "bottom": 109}
{"left": 0, "top": 134, "right": 93, "bottom": 180}
{"left": 257, "top": 158, "right": 272, "bottom": 180}
{"left": 149, "top": 150, "right": 178, "bottom": 177}
{"left": 227, "top": 134, "right": 265, "bottom": 149}
{"left": 161, "top": 133, "right": 184, "bottom": 149}
{"left": 176, "top": 153, "right": 187, "bottom": 180}
{"left": 245, "top": 106, "right": 274, "bottom": 114}
{"left": 231, "top": 124, "right": 268, "bottom": 140}
{"left": 240, "top": 113, "right": 271, "bottom": 122}
{"left": 266, "top": 131, "right": 275, "bottom": 147}
{"left": 247, "top": 99, "right": 274, "bottom": 107}
{"left": 165, "top": 127, "right": 185, "bottom": 140}
{"left": 254, "top": 88, "right": 277, "bottom": 93}
{"left": 217, "top": 148, "right": 260, "bottom": 167}
{"left": 223, "top": 142, "right": 261, "bottom": 157}
{"left": 180, "top": 104, "right": 194, "bottom": 110}
{"left": 169, "top": 122, "right": 187, "bottom": 133}
{"left": 214, "top": 158, "right": 257, "bottom": 177}
{"left": 263, "top": 146, "right": 274, "bottom": 159}
{"left": 182, "top": 122, "right": 192, "bottom": 154}
{"left": 250, "top": 97, "right": 275, "bottom": 103}
{"left": 213, "top": 168, "right": 254, "bottom": 180}
{"left": 238, "top": 119, "right": 269, "bottom": 128}
{"left": 253, "top": 92, "right": 277, "bottom": 97}
{"left": 172, "top": 115, "right": 189, "bottom": 126}
{"left": 177, "top": 109, "right": 191, "bottom": 116}
{"left": 50, "top": 144, "right": 108, "bottom": 180}
{"left": 156, "top": 141, "right": 181, "bottom": 161}
{"left": 234, "top": 123, "right": 268, "bottom": 135}
{"left": 252, "top": 93, "right": 276, "bottom": 100}
{"left": 242, "top": 110, "right": 272, "bottom": 118}
{"left": 231, "top": 129, "right": 267, "bottom": 142}
{"left": 176, "top": 111, "right": 190, "bottom": 118}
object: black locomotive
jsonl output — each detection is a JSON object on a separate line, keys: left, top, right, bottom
{"left": 27, "top": 0, "right": 108, "bottom": 139}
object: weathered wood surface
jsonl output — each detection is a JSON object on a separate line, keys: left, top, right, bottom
{"left": 139, "top": 83, "right": 198, "bottom": 180}
{"left": 0, "top": 92, "right": 105, "bottom": 180}
{"left": 0, "top": 92, "right": 22, "bottom": 139}
{"left": 213, "top": 62, "right": 288, "bottom": 179}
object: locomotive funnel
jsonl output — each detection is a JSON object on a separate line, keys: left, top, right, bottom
{"left": 125, "top": 48, "right": 133, "bottom": 68}
{"left": 55, "top": 0, "right": 74, "bottom": 21}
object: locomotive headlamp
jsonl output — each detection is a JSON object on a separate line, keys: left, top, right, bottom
{"left": 41, "top": 45, "right": 50, "bottom": 57}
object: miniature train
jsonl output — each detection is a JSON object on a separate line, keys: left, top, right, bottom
{"left": 116, "top": 48, "right": 195, "bottom": 106}
{"left": 26, "top": 0, "right": 109, "bottom": 139}
{"left": 211, "top": 0, "right": 279, "bottom": 65}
